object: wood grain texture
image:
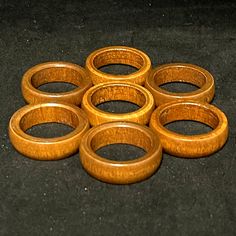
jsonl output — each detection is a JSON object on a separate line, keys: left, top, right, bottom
{"left": 149, "top": 100, "right": 228, "bottom": 158}
{"left": 21, "top": 61, "right": 92, "bottom": 105}
{"left": 79, "top": 121, "right": 162, "bottom": 184}
{"left": 85, "top": 46, "right": 151, "bottom": 85}
{"left": 145, "top": 63, "right": 215, "bottom": 106}
{"left": 81, "top": 82, "right": 155, "bottom": 126}
{"left": 9, "top": 102, "right": 89, "bottom": 160}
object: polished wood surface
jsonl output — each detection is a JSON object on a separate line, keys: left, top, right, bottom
{"left": 145, "top": 63, "right": 215, "bottom": 106}
{"left": 22, "top": 61, "right": 92, "bottom": 105}
{"left": 85, "top": 46, "right": 151, "bottom": 85}
{"left": 150, "top": 100, "right": 228, "bottom": 158}
{"left": 9, "top": 103, "right": 89, "bottom": 160}
{"left": 81, "top": 82, "right": 155, "bottom": 126}
{"left": 79, "top": 122, "right": 162, "bottom": 184}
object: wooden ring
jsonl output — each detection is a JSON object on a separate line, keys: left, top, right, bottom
{"left": 9, "top": 103, "right": 90, "bottom": 160}
{"left": 85, "top": 46, "right": 151, "bottom": 85}
{"left": 150, "top": 100, "right": 228, "bottom": 158}
{"left": 145, "top": 63, "right": 215, "bottom": 106}
{"left": 22, "top": 61, "right": 92, "bottom": 105}
{"left": 79, "top": 121, "right": 162, "bottom": 184}
{"left": 81, "top": 82, "right": 155, "bottom": 126}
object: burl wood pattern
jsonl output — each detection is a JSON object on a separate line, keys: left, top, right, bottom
{"left": 79, "top": 122, "right": 162, "bottom": 184}
{"left": 145, "top": 63, "right": 215, "bottom": 106}
{"left": 9, "top": 103, "right": 89, "bottom": 160}
{"left": 85, "top": 46, "right": 151, "bottom": 85}
{"left": 150, "top": 100, "right": 228, "bottom": 158}
{"left": 82, "top": 82, "right": 155, "bottom": 126}
{"left": 22, "top": 61, "right": 92, "bottom": 105}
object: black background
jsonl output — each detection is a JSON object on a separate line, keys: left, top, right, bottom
{"left": 0, "top": 1, "right": 235, "bottom": 235}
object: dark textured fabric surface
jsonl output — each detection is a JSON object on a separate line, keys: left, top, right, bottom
{"left": 0, "top": 1, "right": 235, "bottom": 235}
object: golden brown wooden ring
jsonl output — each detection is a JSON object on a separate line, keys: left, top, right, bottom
{"left": 81, "top": 82, "right": 155, "bottom": 126}
{"left": 22, "top": 61, "right": 92, "bottom": 105}
{"left": 145, "top": 63, "right": 215, "bottom": 106}
{"left": 79, "top": 122, "right": 162, "bottom": 184}
{"left": 9, "top": 103, "right": 89, "bottom": 160}
{"left": 150, "top": 100, "right": 228, "bottom": 158}
{"left": 85, "top": 46, "right": 151, "bottom": 85}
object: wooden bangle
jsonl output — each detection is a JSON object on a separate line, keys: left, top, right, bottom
{"left": 150, "top": 100, "right": 228, "bottom": 158}
{"left": 145, "top": 63, "right": 215, "bottom": 106}
{"left": 85, "top": 46, "right": 151, "bottom": 85}
{"left": 9, "top": 103, "right": 89, "bottom": 160}
{"left": 79, "top": 122, "right": 162, "bottom": 184}
{"left": 21, "top": 61, "right": 92, "bottom": 105}
{"left": 81, "top": 82, "right": 155, "bottom": 126}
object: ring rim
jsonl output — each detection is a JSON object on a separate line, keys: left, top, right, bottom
{"left": 21, "top": 61, "right": 92, "bottom": 105}
{"left": 149, "top": 100, "right": 228, "bottom": 158}
{"left": 85, "top": 46, "right": 151, "bottom": 85}
{"left": 145, "top": 63, "right": 215, "bottom": 105}
{"left": 9, "top": 102, "right": 90, "bottom": 160}
{"left": 79, "top": 121, "right": 162, "bottom": 184}
{"left": 81, "top": 82, "right": 155, "bottom": 126}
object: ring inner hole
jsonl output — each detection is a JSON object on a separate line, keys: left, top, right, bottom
{"left": 93, "top": 50, "right": 144, "bottom": 74}
{"left": 25, "top": 123, "right": 74, "bottom": 138}
{"left": 97, "top": 101, "right": 140, "bottom": 113}
{"left": 159, "top": 104, "right": 219, "bottom": 134}
{"left": 91, "top": 86, "right": 146, "bottom": 113}
{"left": 160, "top": 82, "right": 199, "bottom": 93}
{"left": 31, "top": 67, "right": 84, "bottom": 92}
{"left": 96, "top": 144, "right": 147, "bottom": 161}
{"left": 91, "top": 127, "right": 151, "bottom": 160}
{"left": 155, "top": 67, "right": 206, "bottom": 92}
{"left": 100, "top": 64, "right": 137, "bottom": 75}
{"left": 165, "top": 120, "right": 212, "bottom": 135}
{"left": 20, "top": 107, "right": 79, "bottom": 138}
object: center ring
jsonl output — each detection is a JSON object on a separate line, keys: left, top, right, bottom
{"left": 81, "top": 82, "right": 155, "bottom": 126}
